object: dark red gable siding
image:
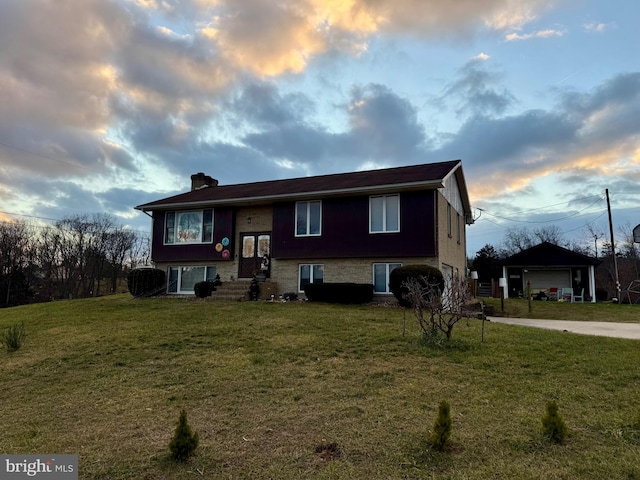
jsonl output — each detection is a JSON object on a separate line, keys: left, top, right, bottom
{"left": 151, "top": 208, "right": 234, "bottom": 263}
{"left": 271, "top": 190, "right": 436, "bottom": 259}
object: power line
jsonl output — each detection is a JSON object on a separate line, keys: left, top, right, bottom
{"left": 0, "top": 140, "right": 101, "bottom": 173}
{"left": 480, "top": 195, "right": 604, "bottom": 224}
{"left": 0, "top": 210, "right": 61, "bottom": 223}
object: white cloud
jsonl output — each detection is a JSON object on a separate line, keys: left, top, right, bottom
{"left": 505, "top": 28, "right": 564, "bottom": 41}
{"left": 474, "top": 52, "right": 491, "bottom": 61}
{"left": 584, "top": 22, "right": 617, "bottom": 33}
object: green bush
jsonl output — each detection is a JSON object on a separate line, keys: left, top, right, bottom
{"left": 2, "top": 322, "right": 26, "bottom": 352}
{"left": 430, "top": 400, "right": 452, "bottom": 451}
{"left": 194, "top": 281, "right": 216, "bottom": 298}
{"left": 303, "top": 283, "right": 374, "bottom": 304}
{"left": 169, "top": 410, "right": 199, "bottom": 462}
{"left": 541, "top": 401, "right": 568, "bottom": 444}
{"left": 127, "top": 268, "right": 166, "bottom": 297}
{"left": 389, "top": 265, "right": 444, "bottom": 308}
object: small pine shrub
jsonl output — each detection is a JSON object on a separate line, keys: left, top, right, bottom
{"left": 169, "top": 410, "right": 199, "bottom": 462}
{"left": 541, "top": 401, "right": 568, "bottom": 444}
{"left": 2, "top": 322, "right": 26, "bottom": 352}
{"left": 431, "top": 400, "right": 452, "bottom": 451}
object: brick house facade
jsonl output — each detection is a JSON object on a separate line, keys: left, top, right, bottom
{"left": 135, "top": 160, "right": 474, "bottom": 298}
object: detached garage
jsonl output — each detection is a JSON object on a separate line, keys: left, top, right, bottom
{"left": 501, "top": 242, "right": 599, "bottom": 302}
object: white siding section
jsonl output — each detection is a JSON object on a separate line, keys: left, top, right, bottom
{"left": 441, "top": 173, "right": 464, "bottom": 215}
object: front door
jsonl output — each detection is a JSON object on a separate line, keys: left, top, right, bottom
{"left": 239, "top": 233, "right": 271, "bottom": 278}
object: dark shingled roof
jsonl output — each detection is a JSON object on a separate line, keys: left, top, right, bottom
{"left": 502, "top": 242, "right": 600, "bottom": 267}
{"left": 136, "top": 160, "right": 471, "bottom": 217}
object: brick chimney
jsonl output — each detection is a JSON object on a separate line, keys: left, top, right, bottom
{"left": 191, "top": 173, "right": 218, "bottom": 191}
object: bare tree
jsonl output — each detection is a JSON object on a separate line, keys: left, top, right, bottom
{"left": 0, "top": 213, "right": 146, "bottom": 305}
{"left": 502, "top": 225, "right": 566, "bottom": 256}
{"left": 0, "top": 220, "right": 34, "bottom": 306}
{"left": 403, "top": 275, "right": 474, "bottom": 342}
{"left": 533, "top": 225, "right": 564, "bottom": 245}
{"left": 33, "top": 226, "right": 63, "bottom": 301}
{"left": 502, "top": 227, "right": 535, "bottom": 255}
{"left": 128, "top": 232, "right": 151, "bottom": 269}
{"left": 104, "top": 227, "right": 137, "bottom": 293}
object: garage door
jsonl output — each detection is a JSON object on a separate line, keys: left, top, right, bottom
{"left": 523, "top": 269, "right": 571, "bottom": 290}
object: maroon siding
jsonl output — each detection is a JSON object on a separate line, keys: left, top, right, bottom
{"left": 151, "top": 208, "right": 234, "bottom": 262}
{"left": 271, "top": 190, "right": 436, "bottom": 259}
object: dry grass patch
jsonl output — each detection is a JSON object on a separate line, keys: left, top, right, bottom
{"left": 0, "top": 295, "right": 639, "bottom": 479}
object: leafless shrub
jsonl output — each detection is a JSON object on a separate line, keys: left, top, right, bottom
{"left": 403, "top": 275, "right": 474, "bottom": 342}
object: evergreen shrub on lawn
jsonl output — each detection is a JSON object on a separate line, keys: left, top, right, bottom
{"left": 389, "top": 265, "right": 445, "bottom": 308}
{"left": 542, "top": 401, "right": 568, "bottom": 444}
{"left": 169, "top": 410, "right": 199, "bottom": 462}
{"left": 2, "top": 322, "right": 26, "bottom": 352}
{"left": 431, "top": 400, "right": 452, "bottom": 451}
{"left": 127, "top": 268, "right": 166, "bottom": 297}
{"left": 303, "top": 283, "right": 374, "bottom": 304}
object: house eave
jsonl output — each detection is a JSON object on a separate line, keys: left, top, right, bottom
{"left": 135, "top": 179, "right": 445, "bottom": 212}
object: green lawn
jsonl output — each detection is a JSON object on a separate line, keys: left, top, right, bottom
{"left": 482, "top": 296, "right": 640, "bottom": 322}
{"left": 1, "top": 295, "right": 639, "bottom": 479}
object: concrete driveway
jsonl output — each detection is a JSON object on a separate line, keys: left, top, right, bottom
{"left": 487, "top": 317, "right": 640, "bottom": 340}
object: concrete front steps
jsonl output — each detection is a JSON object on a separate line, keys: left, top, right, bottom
{"left": 208, "top": 280, "right": 278, "bottom": 301}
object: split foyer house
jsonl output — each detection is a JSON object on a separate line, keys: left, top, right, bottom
{"left": 135, "top": 160, "right": 474, "bottom": 297}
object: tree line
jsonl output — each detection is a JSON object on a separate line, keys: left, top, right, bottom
{"left": 0, "top": 214, "right": 150, "bottom": 307}
{"left": 469, "top": 224, "right": 640, "bottom": 301}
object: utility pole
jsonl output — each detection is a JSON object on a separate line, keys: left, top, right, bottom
{"left": 606, "top": 189, "right": 621, "bottom": 301}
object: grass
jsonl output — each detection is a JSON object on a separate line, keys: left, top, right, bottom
{"left": 482, "top": 296, "right": 640, "bottom": 322}
{"left": 0, "top": 295, "right": 639, "bottom": 479}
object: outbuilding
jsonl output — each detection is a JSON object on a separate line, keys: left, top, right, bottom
{"left": 501, "top": 242, "right": 599, "bottom": 302}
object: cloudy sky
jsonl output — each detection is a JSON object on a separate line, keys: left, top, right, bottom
{"left": 1, "top": 0, "right": 638, "bottom": 256}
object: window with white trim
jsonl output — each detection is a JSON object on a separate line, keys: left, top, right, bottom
{"left": 165, "top": 210, "right": 213, "bottom": 244}
{"left": 295, "top": 201, "right": 322, "bottom": 236}
{"left": 299, "top": 264, "right": 324, "bottom": 292}
{"left": 373, "top": 263, "right": 402, "bottom": 294}
{"left": 370, "top": 194, "right": 400, "bottom": 233}
{"left": 167, "top": 266, "right": 216, "bottom": 294}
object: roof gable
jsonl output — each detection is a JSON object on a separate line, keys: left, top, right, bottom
{"left": 502, "top": 242, "right": 599, "bottom": 267}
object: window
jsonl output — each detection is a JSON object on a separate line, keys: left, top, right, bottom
{"left": 296, "top": 201, "right": 322, "bottom": 236}
{"left": 299, "top": 264, "right": 324, "bottom": 292}
{"left": 373, "top": 263, "right": 402, "bottom": 294}
{"left": 167, "top": 266, "right": 216, "bottom": 294}
{"left": 370, "top": 195, "right": 399, "bottom": 233}
{"left": 165, "top": 210, "right": 213, "bottom": 244}
{"left": 456, "top": 212, "right": 461, "bottom": 244}
{"left": 447, "top": 203, "right": 452, "bottom": 238}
